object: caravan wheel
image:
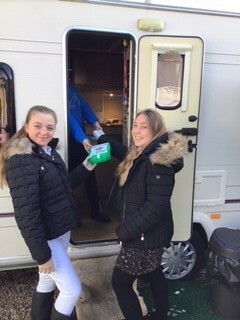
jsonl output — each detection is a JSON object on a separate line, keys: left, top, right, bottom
{"left": 161, "top": 230, "right": 206, "bottom": 281}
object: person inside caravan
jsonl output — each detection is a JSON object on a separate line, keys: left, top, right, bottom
{"left": 0, "top": 105, "right": 96, "bottom": 320}
{"left": 68, "top": 81, "right": 111, "bottom": 223}
{"left": 93, "top": 108, "right": 188, "bottom": 320}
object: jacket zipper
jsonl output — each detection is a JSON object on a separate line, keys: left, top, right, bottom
{"left": 122, "top": 188, "right": 126, "bottom": 222}
{"left": 122, "top": 174, "right": 145, "bottom": 243}
{"left": 119, "top": 188, "right": 127, "bottom": 247}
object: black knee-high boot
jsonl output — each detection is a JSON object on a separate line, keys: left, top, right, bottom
{"left": 31, "top": 290, "right": 55, "bottom": 320}
{"left": 51, "top": 307, "right": 77, "bottom": 320}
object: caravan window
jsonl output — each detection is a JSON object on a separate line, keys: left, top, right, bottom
{"left": 155, "top": 52, "right": 183, "bottom": 109}
{"left": 0, "top": 63, "right": 16, "bottom": 147}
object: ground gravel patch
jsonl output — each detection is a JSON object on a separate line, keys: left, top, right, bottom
{"left": 0, "top": 268, "right": 38, "bottom": 320}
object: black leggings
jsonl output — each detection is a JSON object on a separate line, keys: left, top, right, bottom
{"left": 111, "top": 266, "right": 168, "bottom": 320}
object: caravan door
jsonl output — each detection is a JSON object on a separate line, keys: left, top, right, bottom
{"left": 137, "top": 36, "right": 204, "bottom": 241}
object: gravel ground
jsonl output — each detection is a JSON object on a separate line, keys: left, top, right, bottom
{"left": 0, "top": 268, "right": 38, "bottom": 320}
{"left": 0, "top": 267, "right": 209, "bottom": 320}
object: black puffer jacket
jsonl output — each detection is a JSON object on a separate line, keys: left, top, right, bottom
{"left": 4, "top": 137, "right": 90, "bottom": 264}
{"left": 98, "top": 132, "right": 188, "bottom": 249}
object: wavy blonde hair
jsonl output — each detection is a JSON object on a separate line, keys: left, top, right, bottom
{"left": 117, "top": 108, "right": 167, "bottom": 186}
{"left": 0, "top": 105, "right": 57, "bottom": 188}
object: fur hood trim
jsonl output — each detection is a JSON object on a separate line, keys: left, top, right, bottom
{"left": 3, "top": 137, "right": 60, "bottom": 160}
{"left": 149, "top": 133, "right": 188, "bottom": 166}
{"left": 3, "top": 137, "right": 33, "bottom": 160}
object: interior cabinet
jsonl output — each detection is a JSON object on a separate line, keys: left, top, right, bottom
{"left": 72, "top": 51, "right": 123, "bottom": 90}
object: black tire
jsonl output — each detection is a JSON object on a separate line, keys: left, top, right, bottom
{"left": 161, "top": 229, "right": 206, "bottom": 281}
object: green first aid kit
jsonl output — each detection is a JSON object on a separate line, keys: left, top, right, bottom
{"left": 88, "top": 143, "right": 111, "bottom": 164}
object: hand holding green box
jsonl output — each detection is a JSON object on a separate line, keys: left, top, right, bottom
{"left": 88, "top": 143, "right": 111, "bottom": 164}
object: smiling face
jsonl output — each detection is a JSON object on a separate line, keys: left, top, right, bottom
{"left": 24, "top": 111, "right": 56, "bottom": 148}
{"left": 131, "top": 114, "right": 154, "bottom": 149}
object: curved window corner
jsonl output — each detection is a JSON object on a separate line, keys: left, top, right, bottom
{"left": 0, "top": 63, "right": 16, "bottom": 147}
{"left": 155, "top": 52, "right": 183, "bottom": 110}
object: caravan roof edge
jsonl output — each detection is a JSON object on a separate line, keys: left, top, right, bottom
{"left": 60, "top": 0, "right": 240, "bottom": 18}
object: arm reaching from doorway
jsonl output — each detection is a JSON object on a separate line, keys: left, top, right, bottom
{"left": 92, "top": 129, "right": 105, "bottom": 140}
{"left": 68, "top": 82, "right": 102, "bottom": 152}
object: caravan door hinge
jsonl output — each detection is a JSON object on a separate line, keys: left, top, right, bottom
{"left": 188, "top": 140, "right": 197, "bottom": 152}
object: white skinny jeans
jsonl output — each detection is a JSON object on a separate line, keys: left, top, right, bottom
{"left": 36, "top": 231, "right": 81, "bottom": 316}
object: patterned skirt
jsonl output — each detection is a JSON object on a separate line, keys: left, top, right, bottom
{"left": 115, "top": 246, "right": 163, "bottom": 276}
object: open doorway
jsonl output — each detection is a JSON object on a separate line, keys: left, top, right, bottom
{"left": 66, "top": 29, "right": 134, "bottom": 244}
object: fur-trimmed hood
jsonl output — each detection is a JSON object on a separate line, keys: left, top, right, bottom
{"left": 2, "top": 136, "right": 60, "bottom": 160}
{"left": 118, "top": 132, "right": 188, "bottom": 186}
{"left": 149, "top": 132, "right": 188, "bottom": 167}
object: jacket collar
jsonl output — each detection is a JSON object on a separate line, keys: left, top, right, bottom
{"left": 28, "top": 136, "right": 59, "bottom": 154}
{"left": 148, "top": 132, "right": 188, "bottom": 166}
{"left": 4, "top": 136, "right": 59, "bottom": 160}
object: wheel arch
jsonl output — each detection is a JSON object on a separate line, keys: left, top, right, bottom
{"left": 192, "top": 222, "right": 208, "bottom": 250}
{"left": 192, "top": 210, "right": 216, "bottom": 241}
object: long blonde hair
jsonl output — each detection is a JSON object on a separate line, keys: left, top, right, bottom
{"left": 0, "top": 105, "right": 57, "bottom": 188}
{"left": 117, "top": 108, "right": 167, "bottom": 186}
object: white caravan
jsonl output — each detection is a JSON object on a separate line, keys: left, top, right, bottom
{"left": 0, "top": 0, "right": 240, "bottom": 281}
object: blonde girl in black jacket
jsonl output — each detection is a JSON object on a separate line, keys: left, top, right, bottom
{"left": 0, "top": 105, "right": 95, "bottom": 320}
{"left": 93, "top": 108, "right": 188, "bottom": 320}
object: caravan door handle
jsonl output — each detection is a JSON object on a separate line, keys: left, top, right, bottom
{"left": 175, "top": 127, "right": 198, "bottom": 136}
